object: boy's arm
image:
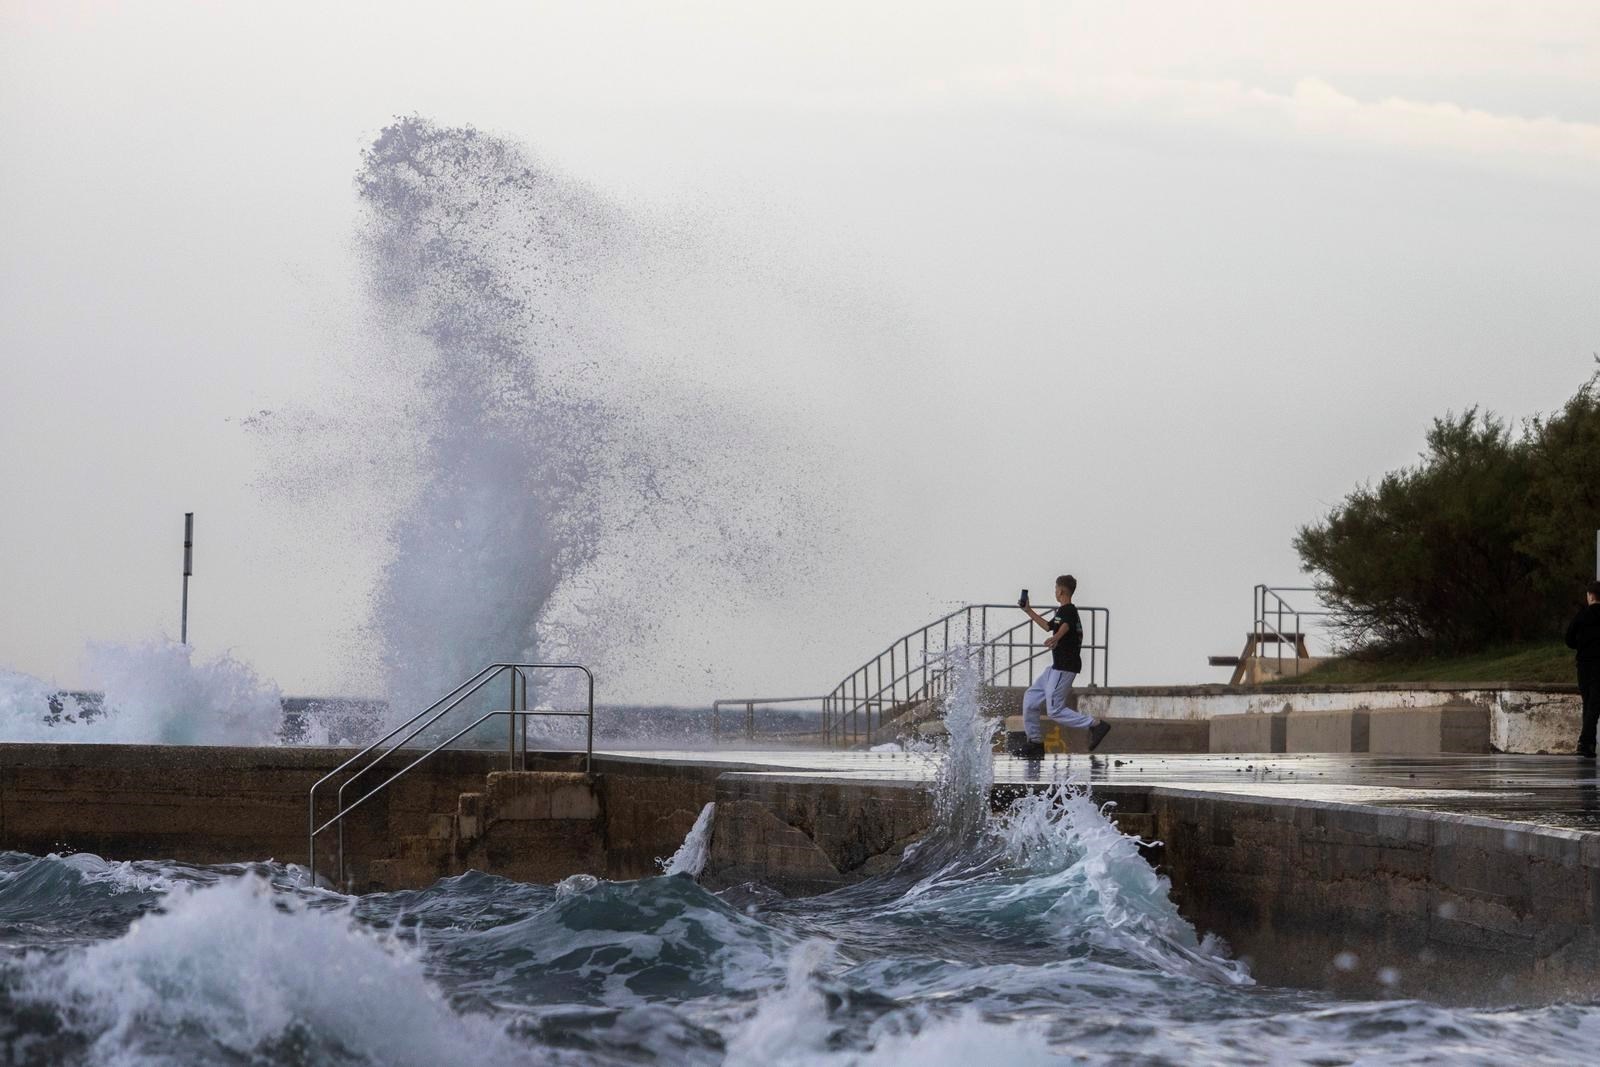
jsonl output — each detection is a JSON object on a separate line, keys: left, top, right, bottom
{"left": 1022, "top": 603, "right": 1051, "bottom": 630}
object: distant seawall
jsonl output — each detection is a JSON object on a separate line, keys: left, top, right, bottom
{"left": 979, "top": 683, "right": 1581, "bottom": 754}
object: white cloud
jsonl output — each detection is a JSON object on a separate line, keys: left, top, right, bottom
{"left": 944, "top": 66, "right": 1600, "bottom": 181}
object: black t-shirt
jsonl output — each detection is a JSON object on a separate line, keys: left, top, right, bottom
{"left": 1049, "top": 604, "right": 1084, "bottom": 674}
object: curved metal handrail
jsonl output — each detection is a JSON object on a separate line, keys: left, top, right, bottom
{"left": 307, "top": 662, "right": 594, "bottom": 887}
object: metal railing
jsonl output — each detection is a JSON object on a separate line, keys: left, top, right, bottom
{"left": 711, "top": 695, "right": 829, "bottom": 743}
{"left": 307, "top": 662, "right": 594, "bottom": 887}
{"left": 819, "top": 602, "right": 1109, "bottom": 747}
{"left": 1252, "top": 585, "right": 1333, "bottom": 680}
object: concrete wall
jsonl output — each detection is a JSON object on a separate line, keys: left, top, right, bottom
{"left": 0, "top": 743, "right": 505, "bottom": 886}
{"left": 695, "top": 769, "right": 1600, "bottom": 1002}
{"left": 0, "top": 745, "right": 725, "bottom": 893}
{"left": 984, "top": 683, "right": 1580, "bottom": 754}
{"left": 1210, "top": 712, "right": 1287, "bottom": 753}
{"left": 1369, "top": 704, "right": 1492, "bottom": 755}
{"left": 704, "top": 774, "right": 933, "bottom": 895}
{"left": 1285, "top": 709, "right": 1371, "bottom": 753}
{"left": 1146, "top": 787, "right": 1600, "bottom": 1003}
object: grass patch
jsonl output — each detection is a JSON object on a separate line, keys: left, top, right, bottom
{"left": 1270, "top": 641, "right": 1575, "bottom": 686}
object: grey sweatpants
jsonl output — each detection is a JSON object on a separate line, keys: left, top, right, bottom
{"left": 1022, "top": 666, "right": 1095, "bottom": 741}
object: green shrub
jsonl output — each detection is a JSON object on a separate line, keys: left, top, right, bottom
{"left": 1296, "top": 369, "right": 1600, "bottom": 656}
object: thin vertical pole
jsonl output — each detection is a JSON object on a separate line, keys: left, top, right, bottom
{"left": 180, "top": 512, "right": 193, "bottom": 644}
{"left": 508, "top": 668, "right": 517, "bottom": 771}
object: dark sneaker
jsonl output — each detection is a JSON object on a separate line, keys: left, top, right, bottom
{"left": 1580, "top": 746, "right": 1596, "bottom": 759}
{"left": 1022, "top": 740, "right": 1046, "bottom": 760}
{"left": 1005, "top": 731, "right": 1029, "bottom": 757}
{"left": 1088, "top": 721, "right": 1112, "bottom": 752}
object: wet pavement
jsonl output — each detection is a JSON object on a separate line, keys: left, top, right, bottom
{"left": 598, "top": 748, "right": 1600, "bottom": 835}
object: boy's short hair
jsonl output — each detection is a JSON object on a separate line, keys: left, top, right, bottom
{"left": 1589, "top": 579, "right": 1600, "bottom": 600}
{"left": 1056, "top": 574, "right": 1077, "bottom": 594}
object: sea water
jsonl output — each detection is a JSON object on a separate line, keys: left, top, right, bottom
{"left": 4, "top": 787, "right": 1598, "bottom": 1065}
{"left": 4, "top": 659, "right": 1600, "bottom": 1064}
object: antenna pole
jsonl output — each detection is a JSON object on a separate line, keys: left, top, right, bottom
{"left": 181, "top": 512, "right": 194, "bottom": 645}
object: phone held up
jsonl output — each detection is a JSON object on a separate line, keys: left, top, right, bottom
{"left": 1018, "top": 589, "right": 1029, "bottom": 608}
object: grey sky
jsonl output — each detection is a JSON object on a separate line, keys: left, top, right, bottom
{"left": 2, "top": 1, "right": 1597, "bottom": 702}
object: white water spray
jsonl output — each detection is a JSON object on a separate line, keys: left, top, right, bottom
{"left": 253, "top": 116, "right": 831, "bottom": 717}
{"left": 0, "top": 641, "right": 282, "bottom": 745}
{"left": 931, "top": 649, "right": 997, "bottom": 839}
{"left": 659, "top": 802, "right": 716, "bottom": 878}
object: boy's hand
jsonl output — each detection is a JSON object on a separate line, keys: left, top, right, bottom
{"left": 1044, "top": 635, "right": 1058, "bottom": 649}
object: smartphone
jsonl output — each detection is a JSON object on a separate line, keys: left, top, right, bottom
{"left": 1019, "top": 589, "right": 1029, "bottom": 607}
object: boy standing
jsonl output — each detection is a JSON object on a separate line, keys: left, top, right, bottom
{"left": 1017, "top": 575, "right": 1110, "bottom": 758}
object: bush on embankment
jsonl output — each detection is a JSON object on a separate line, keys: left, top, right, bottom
{"left": 1295, "top": 368, "right": 1600, "bottom": 658}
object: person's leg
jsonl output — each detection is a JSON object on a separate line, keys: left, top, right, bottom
{"left": 1022, "top": 669, "right": 1050, "bottom": 743}
{"left": 1580, "top": 666, "right": 1599, "bottom": 756}
{"left": 1044, "top": 670, "right": 1095, "bottom": 730}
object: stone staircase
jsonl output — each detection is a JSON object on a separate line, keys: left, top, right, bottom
{"left": 363, "top": 771, "right": 604, "bottom": 891}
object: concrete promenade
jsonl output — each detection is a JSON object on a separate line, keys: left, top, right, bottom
{"left": 623, "top": 749, "right": 1600, "bottom": 833}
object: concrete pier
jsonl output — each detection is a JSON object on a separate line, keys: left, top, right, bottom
{"left": 5, "top": 743, "right": 1600, "bottom": 1003}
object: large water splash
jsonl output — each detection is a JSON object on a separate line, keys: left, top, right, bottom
{"left": 253, "top": 116, "right": 830, "bottom": 715}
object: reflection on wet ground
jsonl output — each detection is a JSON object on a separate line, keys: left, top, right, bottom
{"left": 598, "top": 749, "right": 1600, "bottom": 834}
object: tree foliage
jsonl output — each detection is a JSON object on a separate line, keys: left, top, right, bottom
{"left": 1296, "top": 371, "right": 1600, "bottom": 656}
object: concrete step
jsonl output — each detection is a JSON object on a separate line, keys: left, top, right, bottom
{"left": 483, "top": 771, "right": 599, "bottom": 820}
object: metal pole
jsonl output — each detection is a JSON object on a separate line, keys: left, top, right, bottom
{"left": 508, "top": 668, "right": 517, "bottom": 771}
{"left": 180, "top": 512, "right": 193, "bottom": 644}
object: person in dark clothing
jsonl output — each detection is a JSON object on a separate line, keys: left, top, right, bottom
{"left": 1013, "top": 574, "right": 1111, "bottom": 759}
{"left": 1565, "top": 580, "right": 1600, "bottom": 758}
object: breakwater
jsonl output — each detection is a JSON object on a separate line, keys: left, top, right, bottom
{"left": 4, "top": 744, "right": 1599, "bottom": 1003}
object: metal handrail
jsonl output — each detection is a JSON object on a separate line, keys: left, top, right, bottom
{"left": 307, "top": 662, "right": 594, "bottom": 887}
{"left": 1252, "top": 585, "right": 1333, "bottom": 679}
{"left": 711, "top": 695, "right": 829, "bottom": 743}
{"left": 819, "top": 602, "right": 1110, "bottom": 747}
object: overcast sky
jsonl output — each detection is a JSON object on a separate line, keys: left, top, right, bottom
{"left": 2, "top": 1, "right": 1597, "bottom": 702}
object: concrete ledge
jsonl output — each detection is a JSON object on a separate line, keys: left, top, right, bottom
{"left": 1210, "top": 712, "right": 1287, "bottom": 753}
{"left": 973, "top": 684, "right": 1579, "bottom": 753}
{"left": 1369, "top": 704, "right": 1491, "bottom": 755}
{"left": 1039, "top": 717, "right": 1210, "bottom": 754}
{"left": 1286, "top": 709, "right": 1370, "bottom": 753}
